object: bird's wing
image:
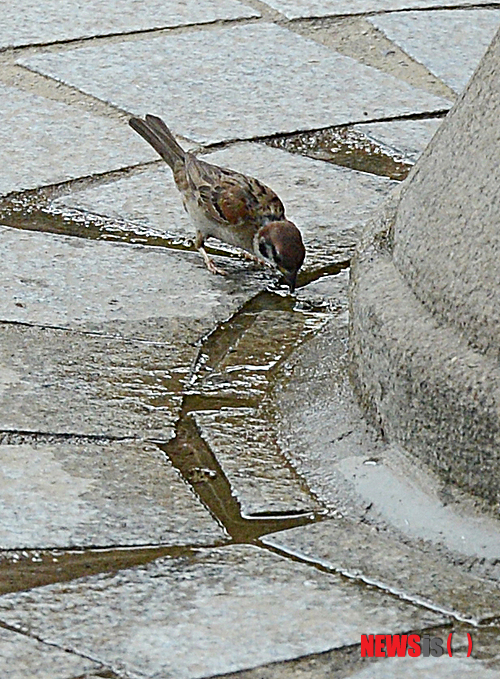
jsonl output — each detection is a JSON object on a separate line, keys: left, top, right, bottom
{"left": 185, "top": 154, "right": 285, "bottom": 228}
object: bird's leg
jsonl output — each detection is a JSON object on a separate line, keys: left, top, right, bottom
{"left": 240, "top": 250, "right": 275, "bottom": 270}
{"left": 240, "top": 250, "right": 267, "bottom": 267}
{"left": 195, "top": 230, "right": 227, "bottom": 276}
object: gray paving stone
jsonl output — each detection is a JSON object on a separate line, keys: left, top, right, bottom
{"left": 55, "top": 143, "right": 396, "bottom": 270}
{"left": 0, "top": 440, "right": 225, "bottom": 549}
{"left": 369, "top": 10, "right": 500, "bottom": 93}
{"left": 0, "top": 626, "right": 100, "bottom": 679}
{"left": 18, "top": 24, "right": 450, "bottom": 145}
{"left": 353, "top": 118, "right": 442, "bottom": 163}
{"left": 262, "top": 0, "right": 496, "bottom": 19}
{"left": 0, "top": 226, "right": 266, "bottom": 439}
{"left": 263, "top": 519, "right": 500, "bottom": 623}
{"left": 348, "top": 656, "right": 500, "bottom": 679}
{"left": 296, "top": 268, "right": 350, "bottom": 311}
{"left": 192, "top": 409, "right": 321, "bottom": 517}
{"left": 0, "top": 84, "right": 158, "bottom": 196}
{"left": 0, "top": 323, "right": 184, "bottom": 439}
{"left": 0, "top": 545, "right": 445, "bottom": 679}
{"left": 0, "top": 225, "right": 265, "bottom": 341}
{"left": 0, "top": 0, "right": 259, "bottom": 48}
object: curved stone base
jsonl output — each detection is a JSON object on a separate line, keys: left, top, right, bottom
{"left": 349, "top": 194, "right": 500, "bottom": 505}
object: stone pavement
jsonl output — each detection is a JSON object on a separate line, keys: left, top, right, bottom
{"left": 1, "top": 2, "right": 500, "bottom": 678}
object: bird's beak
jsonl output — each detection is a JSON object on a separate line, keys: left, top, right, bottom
{"left": 283, "top": 270, "right": 298, "bottom": 293}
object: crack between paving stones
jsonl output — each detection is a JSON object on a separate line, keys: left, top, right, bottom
{"left": 199, "top": 110, "right": 450, "bottom": 152}
{"left": 3, "top": 15, "right": 264, "bottom": 56}
{"left": 261, "top": 542, "right": 492, "bottom": 627}
{"left": 0, "top": 617, "right": 111, "bottom": 673}
{"left": 0, "top": 429, "right": 137, "bottom": 444}
{"left": 0, "top": 318, "right": 187, "bottom": 346}
{"left": 153, "top": 288, "right": 338, "bottom": 542}
{"left": 0, "top": 109, "right": 448, "bottom": 205}
{"left": 286, "top": 4, "right": 500, "bottom": 21}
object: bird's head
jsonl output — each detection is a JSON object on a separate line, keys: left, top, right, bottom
{"left": 256, "top": 221, "right": 305, "bottom": 292}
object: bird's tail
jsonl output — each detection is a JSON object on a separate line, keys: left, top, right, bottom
{"left": 129, "top": 114, "right": 185, "bottom": 169}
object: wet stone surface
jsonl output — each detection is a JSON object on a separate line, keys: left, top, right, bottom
{"left": 52, "top": 164, "right": 194, "bottom": 245}
{"left": 266, "top": 127, "right": 414, "bottom": 181}
{"left": 0, "top": 626, "right": 100, "bottom": 679}
{"left": 272, "top": 277, "right": 500, "bottom": 591}
{"left": 0, "top": 84, "right": 157, "bottom": 197}
{"left": 0, "top": 439, "right": 225, "bottom": 549}
{"left": 189, "top": 302, "right": 328, "bottom": 401}
{"left": 337, "top": 455, "right": 500, "bottom": 562}
{"left": 1, "top": 5, "right": 499, "bottom": 677}
{"left": 0, "top": 545, "right": 445, "bottom": 679}
{"left": 18, "top": 23, "right": 450, "bottom": 144}
{"left": 0, "top": 0, "right": 259, "bottom": 48}
{"left": 0, "top": 545, "right": 193, "bottom": 597}
{"left": 0, "top": 323, "right": 184, "bottom": 439}
{"left": 263, "top": 0, "right": 497, "bottom": 19}
{"left": 263, "top": 518, "right": 500, "bottom": 624}
{"left": 217, "top": 625, "right": 500, "bottom": 679}
{"left": 353, "top": 118, "right": 443, "bottom": 164}
{"left": 0, "top": 225, "right": 266, "bottom": 340}
{"left": 369, "top": 9, "right": 500, "bottom": 94}
{"left": 192, "top": 408, "right": 321, "bottom": 517}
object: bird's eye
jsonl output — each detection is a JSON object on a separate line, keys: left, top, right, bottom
{"left": 259, "top": 239, "right": 280, "bottom": 264}
{"left": 259, "top": 240, "right": 271, "bottom": 259}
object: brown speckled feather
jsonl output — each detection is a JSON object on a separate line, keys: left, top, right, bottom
{"left": 184, "top": 154, "right": 285, "bottom": 229}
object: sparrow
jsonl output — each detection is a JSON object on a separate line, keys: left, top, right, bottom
{"left": 129, "top": 115, "right": 305, "bottom": 291}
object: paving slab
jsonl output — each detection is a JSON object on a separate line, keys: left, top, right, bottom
{"left": 263, "top": 518, "right": 500, "bottom": 623}
{"left": 0, "top": 545, "right": 445, "bottom": 679}
{"left": 216, "top": 626, "right": 500, "bottom": 678}
{"left": 262, "top": 0, "right": 497, "bottom": 19}
{"left": 0, "top": 225, "right": 266, "bottom": 439}
{"left": 0, "top": 626, "right": 100, "bottom": 679}
{"left": 0, "top": 440, "right": 225, "bottom": 549}
{"left": 353, "top": 118, "right": 442, "bottom": 163}
{"left": 296, "top": 268, "right": 351, "bottom": 311}
{"left": 0, "top": 84, "right": 159, "bottom": 196}
{"left": 192, "top": 409, "right": 321, "bottom": 517}
{"left": 18, "top": 24, "right": 450, "bottom": 144}
{"left": 369, "top": 9, "right": 500, "bottom": 93}
{"left": 0, "top": 225, "right": 265, "bottom": 341}
{"left": 55, "top": 143, "right": 396, "bottom": 270}
{"left": 54, "top": 164, "right": 191, "bottom": 243}
{"left": 348, "top": 655, "right": 500, "bottom": 679}
{"left": 0, "top": 322, "right": 185, "bottom": 439}
{"left": 0, "top": 0, "right": 259, "bottom": 48}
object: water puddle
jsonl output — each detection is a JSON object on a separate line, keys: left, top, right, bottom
{"left": 158, "top": 288, "right": 331, "bottom": 538}
{"left": 0, "top": 545, "right": 195, "bottom": 596}
{"left": 188, "top": 291, "right": 328, "bottom": 401}
{"left": 158, "top": 414, "right": 320, "bottom": 543}
{"left": 264, "top": 125, "right": 413, "bottom": 180}
{"left": 0, "top": 191, "right": 232, "bottom": 259}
